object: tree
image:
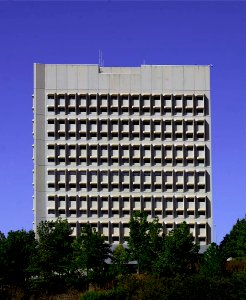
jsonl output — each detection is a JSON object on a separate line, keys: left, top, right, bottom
{"left": 34, "top": 218, "right": 73, "bottom": 279}
{"left": 0, "top": 230, "right": 37, "bottom": 287}
{"left": 127, "top": 211, "right": 162, "bottom": 273}
{"left": 220, "top": 216, "right": 246, "bottom": 260}
{"left": 155, "top": 222, "right": 199, "bottom": 276}
{"left": 111, "top": 244, "right": 129, "bottom": 275}
{"left": 73, "top": 224, "right": 111, "bottom": 283}
{"left": 0, "top": 231, "right": 6, "bottom": 284}
{"left": 200, "top": 242, "right": 222, "bottom": 277}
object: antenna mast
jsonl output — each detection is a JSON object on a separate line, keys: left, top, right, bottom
{"left": 99, "top": 50, "right": 104, "bottom": 67}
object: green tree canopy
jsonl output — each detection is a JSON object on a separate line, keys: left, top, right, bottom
{"left": 127, "top": 211, "right": 162, "bottom": 273}
{"left": 220, "top": 216, "right": 246, "bottom": 260}
{"left": 34, "top": 218, "right": 73, "bottom": 278}
{"left": 72, "top": 224, "right": 111, "bottom": 282}
{"left": 111, "top": 244, "right": 129, "bottom": 275}
{"left": 0, "top": 230, "right": 37, "bottom": 286}
{"left": 155, "top": 222, "right": 199, "bottom": 276}
{"left": 200, "top": 242, "right": 222, "bottom": 277}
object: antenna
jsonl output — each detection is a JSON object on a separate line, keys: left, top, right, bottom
{"left": 98, "top": 50, "right": 101, "bottom": 66}
{"left": 98, "top": 50, "right": 104, "bottom": 67}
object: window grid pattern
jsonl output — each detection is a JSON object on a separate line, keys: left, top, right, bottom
{"left": 46, "top": 94, "right": 207, "bottom": 116}
{"left": 47, "top": 118, "right": 208, "bottom": 141}
{"left": 47, "top": 195, "right": 209, "bottom": 243}
{"left": 45, "top": 93, "right": 210, "bottom": 245}
{"left": 47, "top": 143, "right": 207, "bottom": 167}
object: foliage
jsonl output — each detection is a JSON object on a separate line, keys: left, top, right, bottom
{"left": 220, "top": 216, "right": 246, "bottom": 260}
{"left": 200, "top": 242, "right": 223, "bottom": 277}
{"left": 0, "top": 231, "right": 6, "bottom": 283}
{"left": 1, "top": 216, "right": 246, "bottom": 297}
{"left": 34, "top": 218, "right": 73, "bottom": 277}
{"left": 154, "top": 222, "right": 199, "bottom": 276}
{"left": 127, "top": 211, "right": 162, "bottom": 273}
{"left": 116, "top": 273, "right": 246, "bottom": 300}
{"left": 111, "top": 244, "right": 129, "bottom": 275}
{"left": 0, "top": 230, "right": 37, "bottom": 287}
{"left": 80, "top": 287, "right": 126, "bottom": 300}
{"left": 28, "top": 218, "right": 74, "bottom": 294}
{"left": 225, "top": 259, "right": 246, "bottom": 274}
{"left": 73, "top": 224, "right": 111, "bottom": 283}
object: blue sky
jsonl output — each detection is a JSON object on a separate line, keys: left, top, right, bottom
{"left": 0, "top": 1, "right": 245, "bottom": 243}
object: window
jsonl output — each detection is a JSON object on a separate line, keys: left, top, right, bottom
{"left": 47, "top": 94, "right": 55, "bottom": 112}
{"left": 174, "top": 95, "right": 183, "bottom": 114}
{"left": 164, "top": 146, "right": 173, "bottom": 165}
{"left": 89, "top": 94, "right": 97, "bottom": 112}
{"left": 131, "top": 95, "right": 140, "bottom": 113}
{"left": 163, "top": 95, "right": 172, "bottom": 114}
{"left": 100, "top": 171, "right": 108, "bottom": 190}
{"left": 164, "top": 120, "right": 172, "bottom": 139}
{"left": 100, "top": 119, "right": 108, "bottom": 138}
{"left": 143, "top": 171, "right": 152, "bottom": 191}
{"left": 186, "top": 145, "right": 194, "bottom": 165}
{"left": 110, "top": 120, "right": 118, "bottom": 138}
{"left": 132, "top": 171, "right": 141, "bottom": 191}
{"left": 100, "top": 94, "right": 108, "bottom": 113}
{"left": 153, "top": 95, "right": 161, "bottom": 114}
{"left": 121, "top": 171, "right": 130, "bottom": 190}
{"left": 68, "top": 94, "right": 76, "bottom": 112}
{"left": 110, "top": 145, "right": 119, "bottom": 164}
{"left": 165, "top": 172, "right": 173, "bottom": 191}
{"left": 142, "top": 145, "right": 151, "bottom": 164}
{"left": 89, "top": 120, "right": 98, "bottom": 138}
{"left": 100, "top": 145, "right": 108, "bottom": 164}
{"left": 121, "top": 120, "right": 129, "bottom": 138}
{"left": 121, "top": 94, "right": 129, "bottom": 112}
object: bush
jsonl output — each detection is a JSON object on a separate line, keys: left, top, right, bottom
{"left": 225, "top": 259, "right": 246, "bottom": 274}
{"left": 116, "top": 273, "right": 246, "bottom": 300}
{"left": 80, "top": 287, "right": 126, "bottom": 300}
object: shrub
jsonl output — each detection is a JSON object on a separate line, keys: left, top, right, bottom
{"left": 80, "top": 287, "right": 126, "bottom": 300}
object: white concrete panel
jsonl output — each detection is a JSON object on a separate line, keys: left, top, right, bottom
{"left": 35, "top": 191, "right": 47, "bottom": 225}
{"left": 141, "top": 66, "right": 151, "bottom": 92}
{"left": 194, "top": 66, "right": 206, "bottom": 91}
{"left": 78, "top": 65, "right": 88, "bottom": 89}
{"left": 45, "top": 65, "right": 57, "bottom": 90}
{"left": 119, "top": 74, "right": 131, "bottom": 93}
{"left": 67, "top": 65, "right": 78, "bottom": 90}
{"left": 165, "top": 90, "right": 195, "bottom": 95}
{"left": 172, "top": 66, "right": 184, "bottom": 91}
{"left": 100, "top": 67, "right": 111, "bottom": 73}
{"left": 204, "top": 66, "right": 210, "bottom": 91}
{"left": 99, "top": 74, "right": 110, "bottom": 90}
{"left": 35, "top": 166, "right": 46, "bottom": 192}
{"left": 56, "top": 65, "right": 67, "bottom": 90}
{"left": 110, "top": 74, "right": 120, "bottom": 93}
{"left": 34, "top": 64, "right": 45, "bottom": 89}
{"left": 122, "top": 67, "right": 133, "bottom": 74}
{"left": 151, "top": 66, "right": 163, "bottom": 92}
{"left": 130, "top": 74, "right": 141, "bottom": 93}
{"left": 35, "top": 88, "right": 45, "bottom": 115}
{"left": 35, "top": 114, "right": 46, "bottom": 140}
{"left": 88, "top": 65, "right": 99, "bottom": 90}
{"left": 34, "top": 139, "right": 46, "bottom": 166}
{"left": 162, "top": 66, "right": 172, "bottom": 90}
{"left": 184, "top": 66, "right": 195, "bottom": 91}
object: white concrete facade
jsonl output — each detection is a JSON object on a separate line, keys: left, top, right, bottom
{"left": 33, "top": 64, "right": 212, "bottom": 245}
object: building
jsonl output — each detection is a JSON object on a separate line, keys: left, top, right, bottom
{"left": 33, "top": 64, "right": 212, "bottom": 245}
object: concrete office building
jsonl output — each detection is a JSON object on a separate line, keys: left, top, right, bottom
{"left": 33, "top": 64, "right": 212, "bottom": 245}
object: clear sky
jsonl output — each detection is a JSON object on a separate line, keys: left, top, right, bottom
{"left": 0, "top": 1, "right": 245, "bottom": 243}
